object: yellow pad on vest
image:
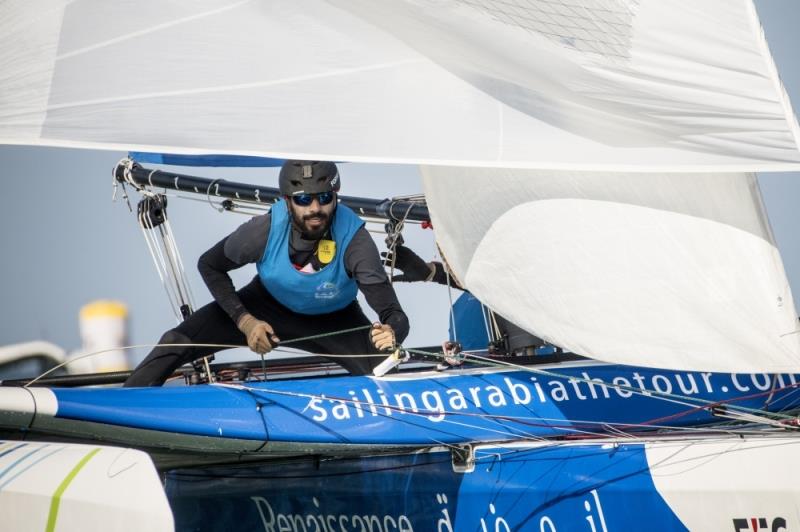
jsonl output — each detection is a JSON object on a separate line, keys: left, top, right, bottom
{"left": 317, "top": 240, "right": 336, "bottom": 264}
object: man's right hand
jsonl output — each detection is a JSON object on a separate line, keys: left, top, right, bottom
{"left": 237, "top": 313, "right": 280, "bottom": 354}
{"left": 370, "top": 322, "right": 396, "bottom": 352}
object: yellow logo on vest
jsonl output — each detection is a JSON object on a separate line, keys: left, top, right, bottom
{"left": 317, "top": 240, "right": 336, "bottom": 264}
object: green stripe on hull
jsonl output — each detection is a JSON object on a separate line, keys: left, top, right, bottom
{"left": 45, "top": 448, "right": 100, "bottom": 532}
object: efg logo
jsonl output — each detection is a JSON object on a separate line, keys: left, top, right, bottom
{"left": 732, "top": 517, "right": 787, "bottom": 532}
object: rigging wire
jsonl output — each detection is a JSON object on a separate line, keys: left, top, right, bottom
{"left": 24, "top": 324, "right": 376, "bottom": 386}
{"left": 450, "top": 350, "right": 800, "bottom": 423}
{"left": 214, "top": 380, "right": 790, "bottom": 448}
{"left": 635, "top": 384, "right": 800, "bottom": 429}
{"left": 167, "top": 434, "right": 800, "bottom": 485}
{"left": 137, "top": 199, "right": 181, "bottom": 320}
{"left": 29, "top": 331, "right": 800, "bottom": 436}
{"left": 214, "top": 382, "right": 573, "bottom": 444}
{"left": 115, "top": 157, "right": 197, "bottom": 323}
{"left": 445, "top": 266, "right": 458, "bottom": 343}
{"left": 488, "top": 312, "right": 503, "bottom": 345}
{"left": 21, "top": 337, "right": 800, "bottom": 446}
{"left": 391, "top": 345, "right": 800, "bottom": 429}
{"left": 775, "top": 385, "right": 800, "bottom": 414}
{"left": 137, "top": 193, "right": 196, "bottom": 322}
{"left": 479, "top": 301, "right": 494, "bottom": 346}
{"left": 168, "top": 192, "right": 271, "bottom": 216}
{"left": 205, "top": 179, "right": 225, "bottom": 213}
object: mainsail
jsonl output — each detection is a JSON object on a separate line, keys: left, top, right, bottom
{"left": 1, "top": 0, "right": 798, "bottom": 169}
{"left": 1, "top": 0, "right": 799, "bottom": 371}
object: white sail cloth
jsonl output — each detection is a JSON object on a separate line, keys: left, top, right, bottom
{"left": 423, "top": 167, "right": 800, "bottom": 372}
{"left": 2, "top": 0, "right": 800, "bottom": 371}
{"left": 1, "top": 0, "right": 799, "bottom": 170}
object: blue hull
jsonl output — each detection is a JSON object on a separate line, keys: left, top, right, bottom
{"left": 47, "top": 361, "right": 800, "bottom": 448}
{"left": 166, "top": 442, "right": 688, "bottom": 531}
{"left": 165, "top": 435, "right": 800, "bottom": 531}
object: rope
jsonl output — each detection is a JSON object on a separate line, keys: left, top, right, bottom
{"left": 111, "top": 157, "right": 134, "bottom": 211}
{"left": 166, "top": 191, "right": 271, "bottom": 215}
{"left": 25, "top": 324, "right": 375, "bottom": 387}
{"left": 23, "top": 335, "right": 799, "bottom": 445}
{"left": 205, "top": 179, "right": 225, "bottom": 213}
{"left": 479, "top": 302, "right": 494, "bottom": 345}
{"left": 213, "top": 381, "right": 779, "bottom": 447}
{"left": 382, "top": 201, "right": 417, "bottom": 281}
{"left": 445, "top": 267, "right": 458, "bottom": 342}
{"left": 401, "top": 347, "right": 800, "bottom": 424}
{"left": 214, "top": 382, "right": 556, "bottom": 444}
{"left": 24, "top": 300, "right": 798, "bottom": 436}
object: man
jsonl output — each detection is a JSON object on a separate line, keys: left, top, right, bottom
{"left": 124, "top": 160, "right": 408, "bottom": 386}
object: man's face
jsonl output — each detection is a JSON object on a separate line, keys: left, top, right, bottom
{"left": 287, "top": 192, "right": 336, "bottom": 239}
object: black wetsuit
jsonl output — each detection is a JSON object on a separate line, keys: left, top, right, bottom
{"left": 124, "top": 211, "right": 409, "bottom": 386}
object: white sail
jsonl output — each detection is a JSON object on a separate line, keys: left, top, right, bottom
{"left": 423, "top": 167, "right": 800, "bottom": 372}
{"left": 1, "top": 0, "right": 799, "bottom": 170}
{"left": 1, "top": 1, "right": 799, "bottom": 371}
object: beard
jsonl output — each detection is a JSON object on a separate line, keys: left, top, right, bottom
{"left": 291, "top": 209, "right": 331, "bottom": 240}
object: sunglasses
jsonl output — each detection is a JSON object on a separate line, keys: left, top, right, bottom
{"left": 290, "top": 192, "right": 335, "bottom": 207}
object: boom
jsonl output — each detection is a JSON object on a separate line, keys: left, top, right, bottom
{"left": 113, "top": 159, "right": 430, "bottom": 223}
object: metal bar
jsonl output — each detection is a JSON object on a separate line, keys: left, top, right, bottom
{"left": 115, "top": 163, "right": 430, "bottom": 222}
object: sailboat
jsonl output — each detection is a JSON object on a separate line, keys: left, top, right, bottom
{"left": 2, "top": 1, "right": 800, "bottom": 530}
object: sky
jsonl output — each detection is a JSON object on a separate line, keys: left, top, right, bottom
{"left": 0, "top": 1, "right": 799, "bottom": 366}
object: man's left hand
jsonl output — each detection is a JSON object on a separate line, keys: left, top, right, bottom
{"left": 381, "top": 245, "right": 434, "bottom": 282}
{"left": 370, "top": 323, "right": 396, "bottom": 352}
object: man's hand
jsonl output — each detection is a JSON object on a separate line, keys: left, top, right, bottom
{"left": 370, "top": 322, "right": 396, "bottom": 352}
{"left": 237, "top": 313, "right": 280, "bottom": 354}
{"left": 381, "top": 245, "right": 434, "bottom": 282}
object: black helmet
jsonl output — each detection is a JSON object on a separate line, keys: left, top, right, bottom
{"left": 279, "top": 160, "right": 341, "bottom": 196}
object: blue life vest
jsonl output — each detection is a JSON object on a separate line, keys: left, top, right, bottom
{"left": 257, "top": 199, "right": 363, "bottom": 315}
